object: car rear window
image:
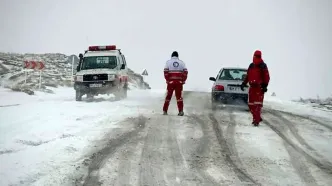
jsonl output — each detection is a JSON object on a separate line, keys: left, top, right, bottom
{"left": 219, "top": 69, "right": 247, "bottom": 81}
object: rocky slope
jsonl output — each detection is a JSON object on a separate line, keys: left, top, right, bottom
{"left": 0, "top": 52, "right": 150, "bottom": 95}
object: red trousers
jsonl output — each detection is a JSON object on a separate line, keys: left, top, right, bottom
{"left": 248, "top": 87, "right": 264, "bottom": 123}
{"left": 163, "top": 83, "right": 183, "bottom": 112}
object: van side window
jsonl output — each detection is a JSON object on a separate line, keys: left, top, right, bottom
{"left": 117, "top": 56, "right": 123, "bottom": 66}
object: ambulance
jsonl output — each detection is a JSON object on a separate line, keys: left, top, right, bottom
{"left": 74, "top": 45, "right": 128, "bottom": 101}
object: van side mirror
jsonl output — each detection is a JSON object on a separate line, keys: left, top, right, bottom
{"left": 209, "top": 77, "right": 216, "bottom": 81}
{"left": 120, "top": 64, "right": 125, "bottom": 69}
{"left": 76, "top": 66, "right": 80, "bottom": 72}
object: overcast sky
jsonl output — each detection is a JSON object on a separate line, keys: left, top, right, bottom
{"left": 0, "top": 0, "right": 331, "bottom": 100}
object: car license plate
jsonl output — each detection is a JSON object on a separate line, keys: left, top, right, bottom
{"left": 229, "top": 86, "right": 240, "bottom": 91}
{"left": 89, "top": 84, "right": 102, "bottom": 88}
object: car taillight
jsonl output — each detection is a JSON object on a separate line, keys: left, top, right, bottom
{"left": 214, "top": 85, "right": 224, "bottom": 91}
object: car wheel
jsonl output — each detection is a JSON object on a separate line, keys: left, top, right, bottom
{"left": 122, "top": 86, "right": 127, "bottom": 99}
{"left": 87, "top": 93, "right": 94, "bottom": 99}
{"left": 220, "top": 98, "right": 227, "bottom": 105}
{"left": 211, "top": 99, "right": 217, "bottom": 110}
{"left": 76, "top": 90, "right": 82, "bottom": 101}
{"left": 114, "top": 86, "right": 126, "bottom": 100}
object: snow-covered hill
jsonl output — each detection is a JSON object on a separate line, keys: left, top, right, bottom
{"left": 0, "top": 52, "right": 150, "bottom": 94}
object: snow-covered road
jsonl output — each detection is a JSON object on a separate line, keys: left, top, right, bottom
{"left": 0, "top": 87, "right": 163, "bottom": 185}
{"left": 0, "top": 87, "right": 332, "bottom": 186}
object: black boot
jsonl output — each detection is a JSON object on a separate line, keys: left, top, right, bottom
{"left": 178, "top": 111, "right": 184, "bottom": 116}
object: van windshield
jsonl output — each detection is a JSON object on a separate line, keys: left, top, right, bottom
{"left": 81, "top": 56, "right": 117, "bottom": 70}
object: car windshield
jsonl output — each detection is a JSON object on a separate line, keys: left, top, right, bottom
{"left": 219, "top": 69, "right": 247, "bottom": 81}
{"left": 81, "top": 56, "right": 117, "bottom": 70}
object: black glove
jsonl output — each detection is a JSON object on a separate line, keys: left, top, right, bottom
{"left": 261, "top": 84, "right": 268, "bottom": 93}
{"left": 240, "top": 82, "right": 246, "bottom": 91}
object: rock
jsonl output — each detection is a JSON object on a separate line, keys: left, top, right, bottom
{"left": 40, "top": 88, "right": 54, "bottom": 94}
{"left": 23, "top": 89, "right": 34, "bottom": 95}
{"left": 11, "top": 85, "right": 34, "bottom": 95}
{"left": 44, "top": 82, "right": 58, "bottom": 88}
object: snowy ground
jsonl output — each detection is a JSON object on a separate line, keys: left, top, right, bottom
{"left": 0, "top": 88, "right": 332, "bottom": 186}
{"left": 0, "top": 87, "right": 164, "bottom": 185}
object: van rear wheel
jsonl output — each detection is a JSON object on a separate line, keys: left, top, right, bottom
{"left": 76, "top": 90, "right": 82, "bottom": 101}
{"left": 122, "top": 87, "right": 127, "bottom": 98}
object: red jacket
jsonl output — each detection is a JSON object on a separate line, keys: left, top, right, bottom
{"left": 243, "top": 50, "right": 270, "bottom": 87}
{"left": 164, "top": 57, "right": 188, "bottom": 84}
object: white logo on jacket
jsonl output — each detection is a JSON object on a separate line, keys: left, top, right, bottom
{"left": 165, "top": 57, "right": 186, "bottom": 71}
{"left": 164, "top": 57, "right": 188, "bottom": 83}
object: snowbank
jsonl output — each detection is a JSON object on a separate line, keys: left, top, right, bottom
{"left": 265, "top": 95, "right": 332, "bottom": 121}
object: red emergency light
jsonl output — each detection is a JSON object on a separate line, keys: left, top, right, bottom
{"left": 88, "top": 45, "right": 117, "bottom": 51}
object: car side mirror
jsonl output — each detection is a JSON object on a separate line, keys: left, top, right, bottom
{"left": 209, "top": 77, "right": 216, "bottom": 81}
{"left": 120, "top": 64, "right": 125, "bottom": 69}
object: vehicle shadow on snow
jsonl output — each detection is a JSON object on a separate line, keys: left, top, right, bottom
{"left": 213, "top": 100, "right": 249, "bottom": 112}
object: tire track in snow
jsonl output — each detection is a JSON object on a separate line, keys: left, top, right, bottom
{"left": 165, "top": 116, "right": 187, "bottom": 186}
{"left": 85, "top": 135, "right": 145, "bottom": 186}
{"left": 209, "top": 112, "right": 258, "bottom": 185}
{"left": 263, "top": 115, "right": 319, "bottom": 185}
{"left": 83, "top": 116, "right": 147, "bottom": 186}
{"left": 188, "top": 114, "right": 223, "bottom": 186}
{"left": 112, "top": 135, "right": 143, "bottom": 186}
{"left": 138, "top": 116, "right": 168, "bottom": 186}
{"left": 283, "top": 141, "right": 318, "bottom": 186}
{"left": 264, "top": 115, "right": 332, "bottom": 177}
{"left": 138, "top": 106, "right": 218, "bottom": 186}
{"left": 185, "top": 91, "right": 258, "bottom": 185}
{"left": 164, "top": 115, "right": 206, "bottom": 186}
{"left": 184, "top": 91, "right": 231, "bottom": 185}
{"left": 266, "top": 109, "right": 332, "bottom": 132}
{"left": 267, "top": 110, "right": 326, "bottom": 159}
{"left": 0, "top": 104, "right": 20, "bottom": 108}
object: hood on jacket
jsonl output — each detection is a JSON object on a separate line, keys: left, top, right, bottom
{"left": 253, "top": 50, "right": 263, "bottom": 64}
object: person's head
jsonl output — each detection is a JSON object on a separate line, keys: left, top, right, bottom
{"left": 171, "top": 51, "right": 179, "bottom": 58}
{"left": 253, "top": 50, "right": 263, "bottom": 64}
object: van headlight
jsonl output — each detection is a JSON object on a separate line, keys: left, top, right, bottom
{"left": 108, "top": 74, "right": 115, "bottom": 80}
{"left": 75, "top": 75, "right": 83, "bottom": 82}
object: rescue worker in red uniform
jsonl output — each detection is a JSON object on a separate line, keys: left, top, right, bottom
{"left": 241, "top": 50, "right": 270, "bottom": 126}
{"left": 163, "top": 51, "right": 188, "bottom": 116}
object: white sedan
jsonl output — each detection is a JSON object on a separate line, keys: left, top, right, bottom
{"left": 209, "top": 67, "right": 249, "bottom": 109}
